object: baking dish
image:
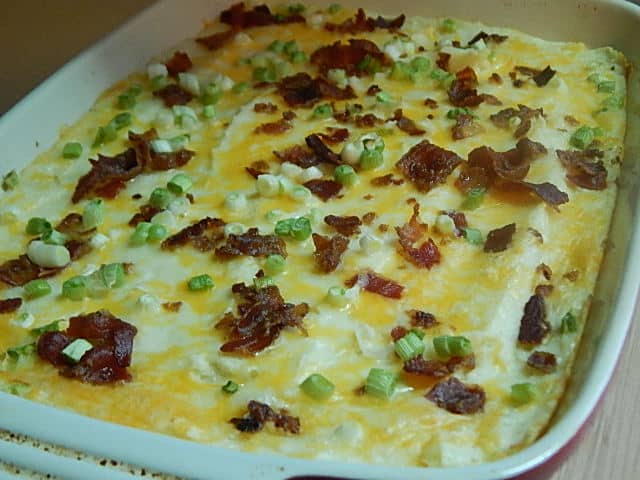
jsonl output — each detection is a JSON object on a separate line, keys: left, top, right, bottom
{"left": 0, "top": 0, "right": 639, "bottom": 478}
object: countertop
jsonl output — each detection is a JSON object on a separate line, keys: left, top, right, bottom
{"left": 0, "top": 1, "right": 639, "bottom": 479}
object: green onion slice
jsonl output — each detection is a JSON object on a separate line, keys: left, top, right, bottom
{"left": 61, "top": 338, "right": 93, "bottom": 364}
{"left": 23, "top": 279, "right": 52, "bottom": 300}
{"left": 188, "top": 274, "right": 214, "bottom": 291}
{"left": 300, "top": 373, "right": 335, "bottom": 400}
{"left": 364, "top": 368, "right": 397, "bottom": 399}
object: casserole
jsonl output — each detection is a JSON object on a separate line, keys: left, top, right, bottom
{"left": 0, "top": 0, "right": 639, "bottom": 478}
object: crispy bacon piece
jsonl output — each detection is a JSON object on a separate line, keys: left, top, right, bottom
{"left": 448, "top": 67, "right": 485, "bottom": 107}
{"left": 325, "top": 8, "right": 405, "bottom": 34}
{"left": 196, "top": 29, "right": 234, "bottom": 51}
{"left": 254, "top": 116, "right": 293, "bottom": 135}
{"left": 396, "top": 140, "right": 462, "bottom": 193}
{"left": 390, "top": 325, "right": 409, "bottom": 341}
{"left": 367, "top": 84, "right": 381, "bottom": 96}
{"left": 490, "top": 104, "right": 544, "bottom": 138}
{"left": 424, "top": 98, "right": 438, "bottom": 109}
{"left": 36, "top": 310, "right": 137, "bottom": 384}
{"left": 484, "top": 223, "right": 516, "bottom": 253}
{"left": 215, "top": 228, "right": 287, "bottom": 259}
{"left": 527, "top": 351, "right": 557, "bottom": 373}
{"left": 535, "top": 284, "right": 554, "bottom": 297}
{"left": 162, "top": 301, "right": 183, "bottom": 312}
{"left": 537, "top": 263, "right": 553, "bottom": 280}
{"left": 277, "top": 72, "right": 356, "bottom": 108}
{"left": 215, "top": 282, "right": 308, "bottom": 355}
{"left": 426, "top": 376, "right": 486, "bottom": 414}
{"left": 443, "top": 210, "right": 468, "bottom": 237}
{"left": 467, "top": 31, "right": 508, "bottom": 46}
{"left": 312, "top": 233, "right": 349, "bottom": 273}
{"left": 556, "top": 149, "right": 607, "bottom": 190}
{"left": 519, "top": 181, "right": 569, "bottom": 208}
{"left": 303, "top": 179, "right": 343, "bottom": 201}
{"left": 0, "top": 255, "right": 62, "bottom": 287}
{"left": 220, "top": 2, "right": 305, "bottom": 29}
{"left": 362, "top": 211, "right": 376, "bottom": 225}
{"left": 253, "top": 102, "right": 278, "bottom": 114}
{"left": 452, "top": 114, "right": 484, "bottom": 140}
{"left": 404, "top": 354, "right": 475, "bottom": 377}
{"left": 0, "top": 297, "right": 22, "bottom": 314}
{"left": 245, "top": 160, "right": 271, "bottom": 179}
{"left": 72, "top": 148, "right": 140, "bottom": 203}
{"left": 161, "top": 217, "right": 226, "bottom": 252}
{"left": 489, "top": 72, "right": 503, "bottom": 84}
{"left": 153, "top": 83, "right": 193, "bottom": 107}
{"left": 408, "top": 309, "right": 438, "bottom": 329}
{"left": 436, "top": 52, "right": 451, "bottom": 71}
{"left": 389, "top": 109, "right": 426, "bottom": 136}
{"left": 129, "top": 129, "right": 195, "bottom": 171}
{"left": 310, "top": 39, "right": 391, "bottom": 76}
{"left": 128, "top": 204, "right": 161, "bottom": 227}
{"left": 230, "top": 400, "right": 300, "bottom": 434}
{"left": 274, "top": 145, "right": 319, "bottom": 168}
{"left": 65, "top": 240, "right": 92, "bottom": 262}
{"left": 532, "top": 66, "right": 556, "bottom": 87}
{"left": 345, "top": 271, "right": 404, "bottom": 299}
{"left": 396, "top": 204, "right": 441, "bottom": 269}
{"left": 518, "top": 294, "right": 551, "bottom": 346}
{"left": 324, "top": 215, "right": 362, "bottom": 236}
{"left": 164, "top": 51, "right": 192, "bottom": 77}
{"left": 513, "top": 65, "right": 556, "bottom": 87}
{"left": 318, "top": 127, "right": 350, "bottom": 144}
{"left": 355, "top": 113, "right": 384, "bottom": 128}
{"left": 305, "top": 133, "right": 342, "bottom": 165}
{"left": 371, "top": 173, "right": 404, "bottom": 187}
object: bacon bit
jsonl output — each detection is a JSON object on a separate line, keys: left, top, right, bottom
{"left": 56, "top": 213, "right": 95, "bottom": 241}
{"left": 220, "top": 3, "right": 305, "bottom": 29}
{"left": 216, "top": 282, "right": 308, "bottom": 355}
{"left": 245, "top": 160, "right": 271, "bottom": 179}
{"left": 527, "top": 350, "right": 557, "bottom": 373}
{"left": 312, "top": 233, "right": 349, "bottom": 273}
{"left": 310, "top": 39, "right": 391, "bottom": 77}
{"left": 556, "top": 149, "right": 607, "bottom": 190}
{"left": 371, "top": 173, "right": 405, "bottom": 187}
{"left": 448, "top": 67, "right": 485, "bottom": 107}
{"left": 186, "top": 193, "right": 195, "bottom": 205}
{"left": 153, "top": 83, "right": 193, "bottom": 107}
{"left": 564, "top": 270, "right": 579, "bottom": 282}
{"left": 164, "top": 51, "right": 193, "bottom": 77}
{"left": 408, "top": 309, "right": 438, "bottom": 329}
{"left": 426, "top": 376, "right": 485, "bottom": 414}
{"left": 325, "top": 8, "right": 405, "bottom": 34}
{"left": 215, "top": 228, "right": 287, "bottom": 259}
{"left": 364, "top": 194, "right": 374, "bottom": 201}
{"left": 518, "top": 294, "right": 551, "bottom": 346}
{"left": 277, "top": 72, "right": 355, "bottom": 108}
{"left": 0, "top": 297, "right": 22, "bottom": 314}
{"left": 520, "top": 181, "right": 569, "bottom": 209}
{"left": 480, "top": 93, "right": 502, "bottom": 106}
{"left": 367, "top": 84, "right": 382, "bottom": 96}
{"left": 532, "top": 66, "right": 556, "bottom": 87}
{"left": 129, "top": 129, "right": 195, "bottom": 172}
{"left": 436, "top": 52, "right": 451, "bottom": 71}
{"left": 254, "top": 116, "right": 292, "bottom": 135}
{"left": 389, "top": 109, "right": 426, "bottom": 136}
{"left": 128, "top": 204, "right": 161, "bottom": 227}
{"left": 362, "top": 212, "right": 376, "bottom": 225}
{"left": 305, "top": 134, "right": 342, "bottom": 165}
{"left": 355, "top": 113, "right": 384, "bottom": 128}
{"left": 65, "top": 240, "right": 91, "bottom": 262}
{"left": 535, "top": 284, "right": 554, "bottom": 297}
{"left": 564, "top": 115, "right": 580, "bottom": 127}
{"left": 396, "top": 204, "right": 441, "bottom": 269}
{"left": 484, "top": 223, "right": 516, "bottom": 253}
{"left": 274, "top": 145, "right": 318, "bottom": 168}
{"left": 253, "top": 102, "right": 278, "bottom": 113}
{"left": 404, "top": 354, "right": 475, "bottom": 377}
{"left": 345, "top": 270, "right": 404, "bottom": 299}
{"left": 303, "top": 179, "right": 343, "bottom": 201}
{"left": 36, "top": 310, "right": 137, "bottom": 384}
{"left": 132, "top": 193, "right": 142, "bottom": 200}
{"left": 396, "top": 140, "right": 462, "bottom": 193}
{"left": 318, "top": 127, "right": 350, "bottom": 145}
{"left": 392, "top": 326, "right": 412, "bottom": 343}
{"left": 196, "top": 29, "right": 234, "bottom": 51}
{"left": 378, "top": 223, "right": 389, "bottom": 232}
{"left": 537, "top": 263, "right": 553, "bottom": 280}
{"left": 324, "top": 215, "right": 362, "bottom": 236}
{"left": 509, "top": 71, "right": 525, "bottom": 88}
{"left": 72, "top": 149, "right": 140, "bottom": 203}
{"left": 443, "top": 210, "right": 468, "bottom": 237}
{"left": 230, "top": 400, "right": 300, "bottom": 434}
{"left": 490, "top": 104, "right": 544, "bottom": 138}
{"left": 162, "top": 301, "right": 182, "bottom": 312}
{"left": 0, "top": 255, "right": 62, "bottom": 287}
{"left": 452, "top": 114, "right": 484, "bottom": 140}
{"left": 424, "top": 98, "right": 438, "bottom": 109}
{"left": 528, "top": 228, "right": 544, "bottom": 243}
{"left": 282, "top": 110, "right": 296, "bottom": 121}
{"left": 513, "top": 65, "right": 556, "bottom": 87}
{"left": 467, "top": 31, "right": 508, "bottom": 46}
{"left": 489, "top": 72, "right": 503, "bottom": 84}
{"left": 161, "top": 217, "right": 226, "bottom": 252}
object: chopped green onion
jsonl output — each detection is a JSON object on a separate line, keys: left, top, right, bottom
{"left": 597, "top": 95, "right": 624, "bottom": 112}
{"left": 6, "top": 343, "right": 36, "bottom": 361}
{"left": 82, "top": 199, "right": 104, "bottom": 230}
{"left": 62, "top": 142, "right": 83, "bottom": 159}
{"left": 188, "top": 274, "right": 214, "bottom": 291}
{"left": 409, "top": 328, "right": 425, "bottom": 339}
{"left": 224, "top": 192, "right": 247, "bottom": 211}
{"left": 433, "top": 335, "right": 473, "bottom": 358}
{"left": 327, "top": 68, "right": 347, "bottom": 87}
{"left": 289, "top": 185, "right": 312, "bottom": 203}
{"left": 130, "top": 222, "right": 152, "bottom": 246}
{"left": 334, "top": 164, "right": 358, "bottom": 186}
{"left": 179, "top": 72, "right": 200, "bottom": 95}
{"left": 300, "top": 373, "right": 335, "bottom": 400}
{"left": 117, "top": 85, "right": 142, "bottom": 109}
{"left": 446, "top": 107, "right": 474, "bottom": 119}
{"left": 283, "top": 40, "right": 299, "bottom": 57}
{"left": 253, "top": 275, "right": 274, "bottom": 290}
{"left": 365, "top": 368, "right": 397, "bottom": 399}
{"left": 23, "top": 279, "right": 52, "bottom": 300}
{"left": 25, "top": 217, "right": 52, "bottom": 236}
{"left": 390, "top": 61, "right": 414, "bottom": 81}
{"left": 587, "top": 73, "right": 603, "bottom": 84}
{"left": 435, "top": 214, "right": 456, "bottom": 236}
{"left": 203, "top": 104, "right": 216, "bottom": 119}
{"left": 253, "top": 66, "right": 278, "bottom": 83}
{"left": 151, "top": 75, "right": 169, "bottom": 90}
{"left": 359, "top": 148, "right": 383, "bottom": 170}
{"left": 376, "top": 91, "right": 392, "bottom": 103}
{"left": 327, "top": 3, "right": 341, "bottom": 14}
{"left": 201, "top": 82, "right": 223, "bottom": 105}
{"left": 265, "top": 209, "right": 283, "bottom": 222}
{"left": 150, "top": 139, "right": 172, "bottom": 153}
{"left": 92, "top": 124, "right": 117, "bottom": 148}
{"left": 560, "top": 311, "right": 578, "bottom": 333}
{"left": 394, "top": 331, "right": 425, "bottom": 361}
{"left": 100, "top": 263, "right": 125, "bottom": 288}
{"left": 463, "top": 227, "right": 483, "bottom": 245}
{"left": 275, "top": 217, "right": 312, "bottom": 241}
{"left": 85, "top": 270, "right": 109, "bottom": 298}
{"left": 167, "top": 173, "right": 193, "bottom": 194}
{"left": 287, "top": 3, "right": 305, "bottom": 14}
{"left": 222, "top": 380, "right": 239, "bottom": 394}
{"left": 510, "top": 382, "right": 537, "bottom": 405}
{"left": 264, "top": 254, "right": 286, "bottom": 276}
{"left": 232, "top": 81, "right": 249, "bottom": 94}
{"left": 169, "top": 134, "right": 190, "bottom": 151}
{"left": 312, "top": 103, "right": 333, "bottom": 119}
{"left": 62, "top": 338, "right": 93, "bottom": 363}
{"left": 268, "top": 39, "right": 286, "bottom": 53}
{"left": 31, "top": 320, "right": 64, "bottom": 335}
{"left": 109, "top": 112, "right": 132, "bottom": 131}
{"left": 597, "top": 80, "right": 616, "bottom": 93}
{"left": 62, "top": 276, "right": 87, "bottom": 301}
{"left": 256, "top": 174, "right": 281, "bottom": 197}
{"left": 2, "top": 170, "right": 19, "bottom": 191}
{"left": 5, "top": 382, "right": 31, "bottom": 396}
{"left": 41, "top": 229, "right": 68, "bottom": 246}
{"left": 441, "top": 18, "right": 456, "bottom": 33}
{"left": 410, "top": 56, "right": 431, "bottom": 73}
{"left": 26, "top": 241, "right": 70, "bottom": 268}
{"left": 570, "top": 126, "right": 595, "bottom": 149}
{"left": 290, "top": 51, "right": 307, "bottom": 64}
{"left": 357, "top": 54, "right": 382, "bottom": 74}
{"left": 326, "top": 286, "right": 349, "bottom": 307}
{"left": 147, "top": 224, "right": 168, "bottom": 242}
{"left": 430, "top": 68, "right": 454, "bottom": 87}
{"left": 460, "top": 187, "right": 485, "bottom": 210}
{"left": 149, "top": 187, "right": 171, "bottom": 209}
{"left": 172, "top": 105, "right": 198, "bottom": 124}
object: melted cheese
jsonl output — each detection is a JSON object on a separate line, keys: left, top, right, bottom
{"left": 0, "top": 4, "right": 627, "bottom": 468}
